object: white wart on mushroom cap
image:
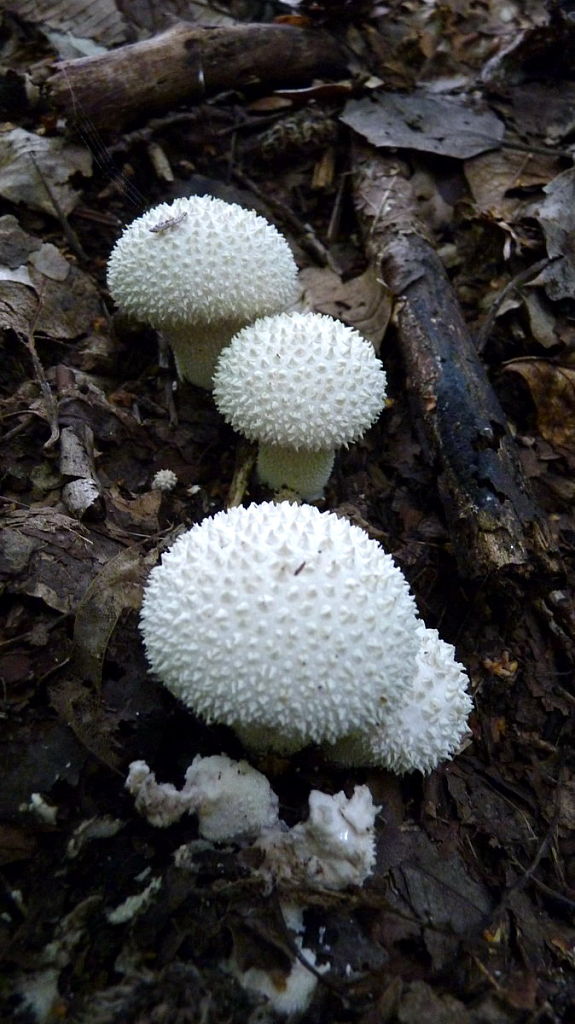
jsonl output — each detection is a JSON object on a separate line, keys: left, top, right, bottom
{"left": 107, "top": 196, "right": 298, "bottom": 388}
{"left": 212, "top": 311, "right": 387, "bottom": 499}
{"left": 139, "top": 502, "right": 420, "bottom": 751}
{"left": 325, "top": 622, "right": 472, "bottom": 773}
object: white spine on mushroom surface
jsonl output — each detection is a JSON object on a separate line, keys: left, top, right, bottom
{"left": 139, "top": 501, "right": 421, "bottom": 754}
{"left": 212, "top": 311, "right": 387, "bottom": 499}
{"left": 106, "top": 196, "right": 299, "bottom": 389}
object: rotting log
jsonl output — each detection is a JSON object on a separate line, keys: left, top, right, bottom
{"left": 45, "top": 22, "right": 347, "bottom": 132}
{"left": 352, "top": 144, "right": 553, "bottom": 582}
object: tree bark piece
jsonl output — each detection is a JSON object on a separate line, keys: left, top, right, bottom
{"left": 46, "top": 22, "right": 347, "bottom": 132}
{"left": 352, "top": 144, "right": 552, "bottom": 580}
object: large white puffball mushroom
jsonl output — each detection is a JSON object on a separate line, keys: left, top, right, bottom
{"left": 107, "top": 196, "right": 298, "bottom": 388}
{"left": 325, "top": 623, "right": 472, "bottom": 774}
{"left": 212, "top": 311, "right": 387, "bottom": 499}
{"left": 139, "top": 502, "right": 420, "bottom": 752}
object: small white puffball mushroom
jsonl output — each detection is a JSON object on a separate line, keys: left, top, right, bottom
{"left": 255, "top": 785, "right": 379, "bottom": 891}
{"left": 151, "top": 468, "right": 178, "bottom": 492}
{"left": 212, "top": 311, "right": 387, "bottom": 499}
{"left": 324, "top": 623, "right": 473, "bottom": 774}
{"left": 139, "top": 502, "right": 420, "bottom": 752}
{"left": 107, "top": 196, "right": 298, "bottom": 388}
{"left": 126, "top": 755, "right": 279, "bottom": 840}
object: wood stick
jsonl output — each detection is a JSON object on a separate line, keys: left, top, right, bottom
{"left": 45, "top": 22, "right": 347, "bottom": 132}
{"left": 352, "top": 144, "right": 552, "bottom": 580}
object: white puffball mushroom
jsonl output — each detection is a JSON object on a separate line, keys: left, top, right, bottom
{"left": 139, "top": 501, "right": 420, "bottom": 753}
{"left": 151, "top": 468, "right": 178, "bottom": 492}
{"left": 325, "top": 623, "right": 473, "bottom": 774}
{"left": 212, "top": 311, "right": 387, "bottom": 499}
{"left": 107, "top": 196, "right": 298, "bottom": 388}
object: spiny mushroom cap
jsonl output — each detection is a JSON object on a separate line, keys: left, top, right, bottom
{"left": 106, "top": 196, "right": 298, "bottom": 333}
{"left": 325, "top": 623, "right": 472, "bottom": 773}
{"left": 139, "top": 502, "right": 420, "bottom": 749}
{"left": 212, "top": 312, "right": 387, "bottom": 450}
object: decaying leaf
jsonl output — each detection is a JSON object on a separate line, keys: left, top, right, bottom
{"left": 71, "top": 546, "right": 157, "bottom": 688}
{"left": 0, "top": 508, "right": 120, "bottom": 614}
{"left": 504, "top": 359, "right": 575, "bottom": 450}
{"left": 299, "top": 265, "right": 391, "bottom": 351}
{"left": 464, "top": 149, "right": 561, "bottom": 222}
{"left": 0, "top": 215, "right": 102, "bottom": 338}
{"left": 0, "top": 127, "right": 92, "bottom": 216}
{"left": 10, "top": 0, "right": 128, "bottom": 47}
{"left": 341, "top": 90, "right": 505, "bottom": 159}
{"left": 529, "top": 167, "right": 575, "bottom": 301}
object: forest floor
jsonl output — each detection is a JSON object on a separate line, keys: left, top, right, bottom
{"left": 0, "top": 1, "right": 574, "bottom": 1022}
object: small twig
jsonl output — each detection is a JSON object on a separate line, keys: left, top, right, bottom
{"left": 18, "top": 319, "right": 60, "bottom": 450}
{"left": 157, "top": 334, "right": 178, "bottom": 427}
{"left": 475, "top": 256, "right": 557, "bottom": 352}
{"left": 226, "top": 441, "right": 257, "bottom": 508}
{"left": 232, "top": 166, "right": 335, "bottom": 269}
{"left": 29, "top": 154, "right": 87, "bottom": 261}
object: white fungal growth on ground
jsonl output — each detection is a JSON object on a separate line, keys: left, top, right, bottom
{"left": 126, "top": 755, "right": 279, "bottom": 840}
{"left": 255, "top": 785, "right": 379, "bottom": 891}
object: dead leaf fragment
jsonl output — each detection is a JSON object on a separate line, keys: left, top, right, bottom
{"left": 341, "top": 90, "right": 505, "bottom": 159}
{"left": 0, "top": 215, "right": 102, "bottom": 338}
{"left": 504, "top": 360, "right": 575, "bottom": 450}
{"left": 71, "top": 546, "right": 156, "bottom": 688}
{"left": 0, "top": 127, "right": 92, "bottom": 216}
{"left": 12, "top": 0, "right": 128, "bottom": 46}
{"left": 0, "top": 508, "right": 120, "bottom": 614}
{"left": 529, "top": 167, "right": 575, "bottom": 301}
{"left": 299, "top": 265, "right": 391, "bottom": 350}
{"left": 465, "top": 149, "right": 561, "bottom": 222}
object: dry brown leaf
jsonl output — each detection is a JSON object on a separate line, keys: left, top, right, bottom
{"left": 14, "top": 0, "right": 127, "bottom": 46}
{"left": 299, "top": 265, "right": 391, "bottom": 351}
{"left": 0, "top": 128, "right": 92, "bottom": 217}
{"left": 504, "top": 359, "right": 575, "bottom": 449}
{"left": 465, "top": 149, "right": 561, "bottom": 222}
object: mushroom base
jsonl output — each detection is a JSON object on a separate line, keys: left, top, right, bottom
{"left": 257, "top": 444, "right": 335, "bottom": 501}
{"left": 168, "top": 321, "right": 246, "bottom": 389}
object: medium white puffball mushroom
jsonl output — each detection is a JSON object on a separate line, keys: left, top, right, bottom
{"left": 325, "top": 623, "right": 473, "bottom": 774}
{"left": 139, "top": 502, "right": 420, "bottom": 752}
{"left": 107, "top": 196, "right": 298, "bottom": 388}
{"left": 212, "top": 311, "right": 387, "bottom": 499}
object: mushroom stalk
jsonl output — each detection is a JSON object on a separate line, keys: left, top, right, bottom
{"left": 168, "top": 321, "right": 246, "bottom": 389}
{"left": 257, "top": 444, "right": 335, "bottom": 500}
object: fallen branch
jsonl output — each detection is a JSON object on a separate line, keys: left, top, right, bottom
{"left": 45, "top": 22, "right": 347, "bottom": 132}
{"left": 352, "top": 144, "right": 553, "bottom": 581}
